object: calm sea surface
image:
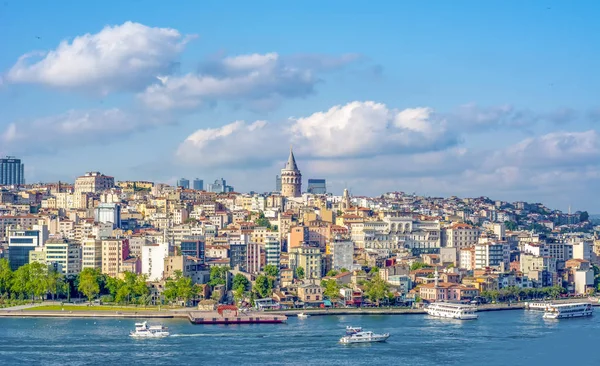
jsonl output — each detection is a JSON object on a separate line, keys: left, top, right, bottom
{"left": 1, "top": 310, "right": 598, "bottom": 365}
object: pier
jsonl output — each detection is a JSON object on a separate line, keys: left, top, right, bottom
{"left": 188, "top": 305, "right": 287, "bottom": 325}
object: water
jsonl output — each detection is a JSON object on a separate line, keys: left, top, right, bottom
{"left": 1, "top": 311, "right": 599, "bottom": 365}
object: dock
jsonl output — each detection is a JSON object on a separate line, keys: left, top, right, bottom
{"left": 188, "top": 311, "right": 287, "bottom": 325}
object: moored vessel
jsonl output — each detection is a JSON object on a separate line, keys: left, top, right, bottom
{"left": 129, "top": 322, "right": 170, "bottom": 338}
{"left": 340, "top": 331, "right": 390, "bottom": 344}
{"left": 425, "top": 302, "right": 478, "bottom": 320}
{"left": 297, "top": 313, "right": 310, "bottom": 319}
{"left": 542, "top": 303, "right": 593, "bottom": 319}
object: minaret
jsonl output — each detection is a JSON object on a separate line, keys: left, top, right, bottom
{"left": 281, "top": 146, "right": 302, "bottom": 197}
{"left": 434, "top": 267, "right": 439, "bottom": 288}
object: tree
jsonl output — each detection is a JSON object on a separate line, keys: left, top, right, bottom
{"left": 364, "top": 276, "right": 390, "bottom": 306}
{"left": 255, "top": 212, "right": 272, "bottom": 229}
{"left": 11, "top": 264, "right": 30, "bottom": 298}
{"left": 253, "top": 275, "right": 273, "bottom": 298}
{"left": 209, "top": 266, "right": 230, "bottom": 287}
{"left": 45, "top": 267, "right": 62, "bottom": 300}
{"left": 369, "top": 267, "right": 380, "bottom": 275}
{"left": 580, "top": 211, "right": 590, "bottom": 222}
{"left": 410, "top": 262, "right": 428, "bottom": 271}
{"left": 326, "top": 270, "right": 339, "bottom": 277}
{"left": 28, "top": 262, "right": 48, "bottom": 301}
{"left": 78, "top": 268, "right": 101, "bottom": 303}
{"left": 295, "top": 266, "right": 305, "bottom": 280}
{"left": 176, "top": 276, "right": 196, "bottom": 304}
{"left": 504, "top": 221, "right": 518, "bottom": 231}
{"left": 321, "top": 279, "right": 341, "bottom": 301}
{"left": 0, "top": 258, "right": 12, "bottom": 295}
{"left": 340, "top": 268, "right": 349, "bottom": 273}
{"left": 264, "top": 264, "right": 279, "bottom": 278}
{"left": 233, "top": 274, "right": 250, "bottom": 292}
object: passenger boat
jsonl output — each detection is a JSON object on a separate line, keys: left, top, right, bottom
{"left": 425, "top": 302, "right": 478, "bottom": 320}
{"left": 542, "top": 303, "right": 593, "bottom": 319}
{"left": 340, "top": 331, "right": 390, "bottom": 344}
{"left": 297, "top": 313, "right": 310, "bottom": 319}
{"left": 129, "top": 321, "right": 170, "bottom": 338}
{"left": 345, "top": 326, "right": 363, "bottom": 335}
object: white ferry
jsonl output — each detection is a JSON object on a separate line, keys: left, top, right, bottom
{"left": 425, "top": 302, "right": 478, "bottom": 320}
{"left": 340, "top": 331, "right": 390, "bottom": 344}
{"left": 542, "top": 303, "right": 593, "bottom": 319}
{"left": 129, "top": 322, "right": 170, "bottom": 338}
{"left": 297, "top": 313, "right": 310, "bottom": 319}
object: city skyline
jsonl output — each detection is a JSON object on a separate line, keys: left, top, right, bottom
{"left": 1, "top": 1, "right": 599, "bottom": 211}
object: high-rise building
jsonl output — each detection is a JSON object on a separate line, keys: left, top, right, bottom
{"left": 275, "top": 175, "right": 282, "bottom": 193}
{"left": 180, "top": 237, "right": 205, "bottom": 262}
{"left": 307, "top": 179, "right": 326, "bottom": 194}
{"left": 280, "top": 147, "right": 301, "bottom": 197}
{"left": 193, "top": 178, "right": 204, "bottom": 190}
{"left": 177, "top": 178, "right": 190, "bottom": 189}
{"left": 208, "top": 178, "right": 234, "bottom": 193}
{"left": 265, "top": 235, "right": 281, "bottom": 270}
{"left": 0, "top": 156, "right": 25, "bottom": 186}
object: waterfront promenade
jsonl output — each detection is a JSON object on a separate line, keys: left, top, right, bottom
{"left": 0, "top": 298, "right": 596, "bottom": 319}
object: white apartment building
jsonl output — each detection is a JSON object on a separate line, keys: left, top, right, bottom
{"left": 265, "top": 235, "right": 281, "bottom": 269}
{"left": 573, "top": 241, "right": 593, "bottom": 261}
{"left": 142, "top": 242, "right": 170, "bottom": 281}
{"left": 44, "top": 238, "right": 82, "bottom": 275}
{"left": 475, "top": 242, "right": 509, "bottom": 270}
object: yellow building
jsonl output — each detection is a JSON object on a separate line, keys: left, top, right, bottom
{"left": 289, "top": 246, "right": 322, "bottom": 279}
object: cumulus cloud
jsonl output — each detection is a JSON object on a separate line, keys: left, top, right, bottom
{"left": 139, "top": 52, "right": 361, "bottom": 112}
{"left": 5, "top": 21, "right": 194, "bottom": 94}
{"left": 0, "top": 108, "right": 173, "bottom": 154}
{"left": 175, "top": 101, "right": 459, "bottom": 167}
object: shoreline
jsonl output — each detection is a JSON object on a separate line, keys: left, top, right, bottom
{"left": 0, "top": 299, "right": 596, "bottom": 319}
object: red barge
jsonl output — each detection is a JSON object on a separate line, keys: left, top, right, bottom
{"left": 188, "top": 305, "right": 287, "bottom": 325}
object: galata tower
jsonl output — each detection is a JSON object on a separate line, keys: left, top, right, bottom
{"left": 281, "top": 146, "right": 302, "bottom": 197}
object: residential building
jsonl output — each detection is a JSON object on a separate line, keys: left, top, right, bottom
{"left": 475, "top": 242, "right": 509, "bottom": 270}
{"left": 75, "top": 172, "right": 115, "bottom": 194}
{"left": 180, "top": 237, "right": 205, "bottom": 262}
{"left": 164, "top": 255, "right": 209, "bottom": 284}
{"left": 442, "top": 223, "right": 480, "bottom": 249}
{"left": 330, "top": 239, "right": 353, "bottom": 270}
{"left": 81, "top": 237, "right": 102, "bottom": 269}
{"left": 297, "top": 283, "right": 323, "bottom": 303}
{"left": 142, "top": 242, "right": 170, "bottom": 281}
{"left": 43, "top": 238, "right": 82, "bottom": 275}
{"left": 289, "top": 246, "right": 322, "bottom": 279}
{"left": 101, "top": 238, "right": 130, "bottom": 277}
{"left": 265, "top": 236, "right": 281, "bottom": 269}
{"left": 94, "top": 203, "right": 121, "bottom": 229}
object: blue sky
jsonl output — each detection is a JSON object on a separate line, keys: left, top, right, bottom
{"left": 0, "top": 0, "right": 599, "bottom": 212}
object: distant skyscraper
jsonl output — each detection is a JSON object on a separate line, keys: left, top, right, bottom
{"left": 275, "top": 175, "right": 282, "bottom": 192}
{"left": 193, "top": 178, "right": 204, "bottom": 190}
{"left": 177, "top": 178, "right": 190, "bottom": 189}
{"left": 207, "top": 178, "right": 234, "bottom": 193}
{"left": 307, "top": 179, "right": 326, "bottom": 194}
{"left": 0, "top": 156, "right": 25, "bottom": 186}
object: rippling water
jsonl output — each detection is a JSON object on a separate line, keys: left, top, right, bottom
{"left": 1, "top": 310, "right": 599, "bottom": 365}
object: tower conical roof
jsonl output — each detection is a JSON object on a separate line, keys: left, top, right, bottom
{"left": 284, "top": 146, "right": 299, "bottom": 171}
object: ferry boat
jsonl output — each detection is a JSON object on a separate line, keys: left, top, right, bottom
{"left": 345, "top": 326, "right": 363, "bottom": 335}
{"left": 297, "top": 313, "right": 310, "bottom": 319}
{"left": 340, "top": 331, "right": 390, "bottom": 344}
{"left": 129, "top": 322, "right": 170, "bottom": 338}
{"left": 524, "top": 302, "right": 551, "bottom": 311}
{"left": 425, "top": 302, "right": 478, "bottom": 320}
{"left": 542, "top": 303, "right": 593, "bottom": 319}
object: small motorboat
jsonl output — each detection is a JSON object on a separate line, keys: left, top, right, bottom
{"left": 129, "top": 321, "right": 170, "bottom": 338}
{"left": 340, "top": 331, "right": 390, "bottom": 344}
{"left": 297, "top": 313, "right": 310, "bottom": 319}
{"left": 345, "top": 326, "right": 362, "bottom": 335}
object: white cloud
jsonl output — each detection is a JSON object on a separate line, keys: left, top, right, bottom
{"left": 6, "top": 21, "right": 194, "bottom": 94}
{"left": 139, "top": 52, "right": 359, "bottom": 112}
{"left": 1, "top": 108, "right": 173, "bottom": 154}
{"left": 175, "top": 101, "right": 459, "bottom": 168}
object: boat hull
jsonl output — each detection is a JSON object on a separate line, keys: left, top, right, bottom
{"left": 543, "top": 310, "right": 593, "bottom": 319}
{"left": 340, "top": 335, "right": 389, "bottom": 344}
{"left": 425, "top": 309, "right": 478, "bottom": 320}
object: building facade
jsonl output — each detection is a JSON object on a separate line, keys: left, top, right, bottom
{"left": 0, "top": 157, "right": 25, "bottom": 186}
{"left": 307, "top": 179, "right": 326, "bottom": 194}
